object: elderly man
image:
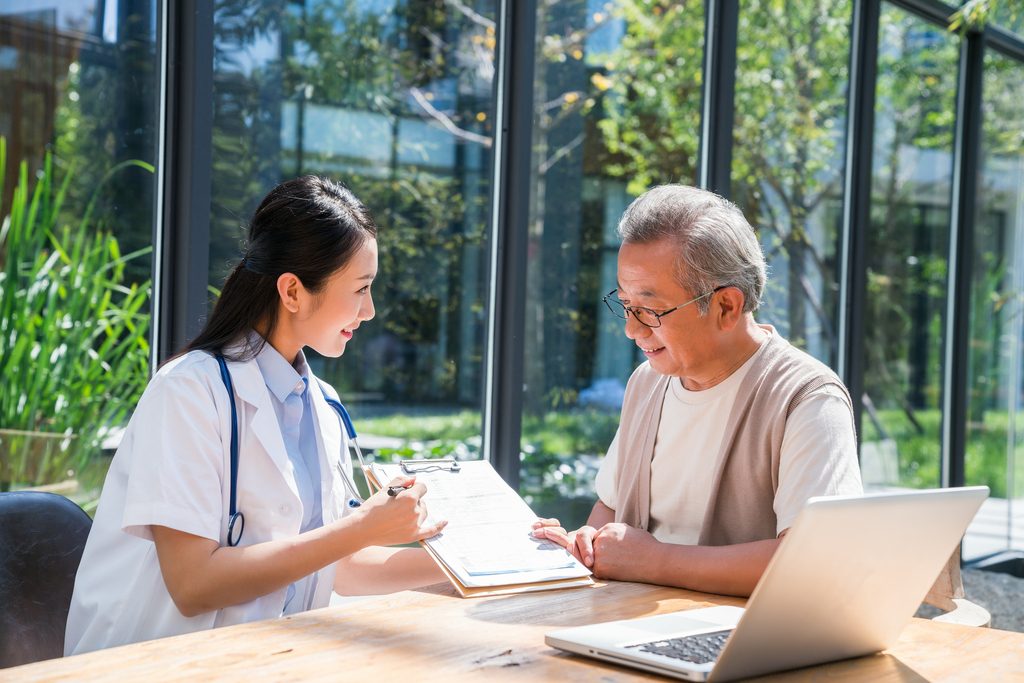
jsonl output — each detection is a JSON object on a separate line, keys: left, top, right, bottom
{"left": 535, "top": 185, "right": 862, "bottom": 596}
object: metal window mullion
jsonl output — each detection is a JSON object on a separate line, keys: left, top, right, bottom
{"left": 155, "top": 0, "right": 214, "bottom": 363}
{"left": 941, "top": 29, "right": 985, "bottom": 489}
{"left": 987, "top": 24, "right": 1024, "bottom": 62}
{"left": 884, "top": 0, "right": 953, "bottom": 26}
{"left": 838, "top": 0, "right": 881, "bottom": 446}
{"left": 481, "top": 0, "right": 536, "bottom": 488}
{"left": 150, "top": 0, "right": 170, "bottom": 373}
{"left": 698, "top": 0, "right": 738, "bottom": 198}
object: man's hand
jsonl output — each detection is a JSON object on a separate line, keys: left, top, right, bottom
{"left": 590, "top": 523, "right": 662, "bottom": 582}
{"left": 531, "top": 501, "right": 616, "bottom": 568}
{"left": 532, "top": 519, "right": 599, "bottom": 567}
{"left": 533, "top": 500, "right": 784, "bottom": 594}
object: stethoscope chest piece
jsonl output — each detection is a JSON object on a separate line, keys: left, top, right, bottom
{"left": 227, "top": 511, "right": 245, "bottom": 547}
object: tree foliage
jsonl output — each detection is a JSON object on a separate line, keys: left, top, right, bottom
{"left": 594, "top": 0, "right": 703, "bottom": 195}
{"left": 208, "top": 0, "right": 496, "bottom": 405}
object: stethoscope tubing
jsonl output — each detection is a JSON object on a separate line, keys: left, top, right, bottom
{"left": 216, "top": 356, "right": 371, "bottom": 547}
{"left": 320, "top": 395, "right": 375, "bottom": 505}
{"left": 216, "top": 357, "right": 245, "bottom": 546}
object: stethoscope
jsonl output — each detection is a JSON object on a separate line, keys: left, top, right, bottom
{"left": 215, "top": 356, "right": 373, "bottom": 547}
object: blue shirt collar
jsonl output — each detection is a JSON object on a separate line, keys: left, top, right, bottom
{"left": 253, "top": 336, "right": 309, "bottom": 402}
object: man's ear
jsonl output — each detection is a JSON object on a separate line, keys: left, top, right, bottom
{"left": 716, "top": 286, "right": 746, "bottom": 331}
{"left": 277, "top": 273, "right": 302, "bottom": 314}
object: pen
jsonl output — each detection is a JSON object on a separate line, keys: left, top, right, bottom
{"left": 388, "top": 484, "right": 412, "bottom": 496}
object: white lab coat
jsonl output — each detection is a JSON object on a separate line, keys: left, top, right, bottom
{"left": 65, "top": 350, "right": 357, "bottom": 655}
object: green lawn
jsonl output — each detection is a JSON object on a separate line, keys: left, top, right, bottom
{"left": 861, "top": 407, "right": 1024, "bottom": 498}
{"left": 353, "top": 408, "right": 618, "bottom": 526}
{"left": 19, "top": 405, "right": 1021, "bottom": 524}
{"left": 359, "top": 406, "right": 1024, "bottom": 501}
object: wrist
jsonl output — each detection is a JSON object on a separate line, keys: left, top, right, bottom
{"left": 326, "top": 510, "right": 374, "bottom": 558}
{"left": 643, "top": 536, "right": 670, "bottom": 585}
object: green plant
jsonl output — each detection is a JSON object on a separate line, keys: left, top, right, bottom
{"left": 351, "top": 407, "right": 615, "bottom": 528}
{"left": 949, "top": 0, "right": 1023, "bottom": 33}
{"left": 0, "top": 137, "right": 153, "bottom": 490}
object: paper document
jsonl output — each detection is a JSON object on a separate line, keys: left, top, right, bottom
{"left": 372, "top": 460, "right": 592, "bottom": 589}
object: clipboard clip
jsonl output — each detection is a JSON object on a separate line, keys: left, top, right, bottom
{"left": 401, "top": 458, "right": 461, "bottom": 474}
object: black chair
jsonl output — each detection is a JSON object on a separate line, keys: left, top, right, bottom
{"left": 0, "top": 491, "right": 92, "bottom": 668}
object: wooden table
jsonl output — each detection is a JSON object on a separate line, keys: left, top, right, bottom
{"left": 7, "top": 581, "right": 1024, "bottom": 682}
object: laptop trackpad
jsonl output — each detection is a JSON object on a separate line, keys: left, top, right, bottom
{"left": 627, "top": 614, "right": 727, "bottom": 635}
{"left": 618, "top": 606, "right": 745, "bottom": 636}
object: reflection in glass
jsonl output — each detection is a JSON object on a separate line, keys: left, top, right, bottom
{"left": 520, "top": 1, "right": 704, "bottom": 527}
{"left": 860, "top": 6, "right": 959, "bottom": 490}
{"left": 963, "top": 52, "right": 1024, "bottom": 558}
{"left": 1, "top": 0, "right": 157, "bottom": 284}
{"left": 992, "top": 4, "right": 1024, "bottom": 40}
{"left": 209, "top": 1, "right": 496, "bottom": 467}
{"left": 732, "top": 0, "right": 852, "bottom": 366}
{"left": 0, "top": 1, "right": 158, "bottom": 504}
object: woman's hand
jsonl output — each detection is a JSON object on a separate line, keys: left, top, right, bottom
{"left": 152, "top": 475, "right": 447, "bottom": 618}
{"left": 353, "top": 475, "right": 447, "bottom": 547}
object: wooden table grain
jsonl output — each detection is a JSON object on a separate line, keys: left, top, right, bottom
{"left": 7, "top": 581, "right": 1024, "bottom": 682}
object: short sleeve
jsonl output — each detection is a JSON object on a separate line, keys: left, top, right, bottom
{"left": 121, "top": 370, "right": 227, "bottom": 543}
{"left": 774, "top": 384, "right": 863, "bottom": 535}
{"left": 594, "top": 429, "right": 622, "bottom": 511}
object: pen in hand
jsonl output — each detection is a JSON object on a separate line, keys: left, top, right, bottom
{"left": 388, "top": 484, "right": 413, "bottom": 496}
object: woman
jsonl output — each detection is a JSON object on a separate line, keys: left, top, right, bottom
{"left": 65, "top": 176, "right": 449, "bottom": 655}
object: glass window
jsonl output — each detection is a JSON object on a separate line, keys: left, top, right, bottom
{"left": 992, "top": 5, "right": 1024, "bottom": 40}
{"left": 0, "top": 1, "right": 158, "bottom": 509}
{"left": 859, "top": 6, "right": 960, "bottom": 490}
{"left": 731, "top": 0, "right": 853, "bottom": 366}
{"left": 209, "top": 1, "right": 497, "bottom": 480}
{"left": 520, "top": 0, "right": 705, "bottom": 527}
{"left": 963, "top": 50, "right": 1024, "bottom": 559}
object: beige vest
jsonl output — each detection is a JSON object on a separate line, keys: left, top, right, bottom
{"left": 613, "top": 332, "right": 853, "bottom": 545}
{"left": 611, "top": 331, "right": 963, "bottom": 605}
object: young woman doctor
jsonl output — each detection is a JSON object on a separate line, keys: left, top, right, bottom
{"left": 65, "top": 176, "right": 450, "bottom": 655}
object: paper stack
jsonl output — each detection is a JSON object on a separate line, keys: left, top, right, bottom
{"left": 370, "top": 460, "right": 594, "bottom": 598}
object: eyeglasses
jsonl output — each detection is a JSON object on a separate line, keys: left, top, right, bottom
{"left": 602, "top": 286, "right": 727, "bottom": 328}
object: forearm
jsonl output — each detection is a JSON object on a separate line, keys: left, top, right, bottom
{"left": 333, "top": 547, "right": 447, "bottom": 596}
{"left": 154, "top": 475, "right": 445, "bottom": 617}
{"left": 153, "top": 515, "right": 377, "bottom": 617}
{"left": 587, "top": 500, "right": 615, "bottom": 528}
{"left": 646, "top": 538, "right": 782, "bottom": 597}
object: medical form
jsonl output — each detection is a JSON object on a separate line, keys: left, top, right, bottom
{"left": 371, "top": 460, "right": 593, "bottom": 596}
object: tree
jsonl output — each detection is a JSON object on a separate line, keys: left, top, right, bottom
{"left": 864, "top": 8, "right": 961, "bottom": 434}
{"left": 535, "top": 0, "right": 850, "bottom": 374}
{"left": 207, "top": 0, "right": 497, "bottom": 406}
{"left": 730, "top": 0, "right": 851, "bottom": 358}
{"left": 37, "top": 0, "right": 159, "bottom": 290}
{"left": 593, "top": 0, "right": 704, "bottom": 195}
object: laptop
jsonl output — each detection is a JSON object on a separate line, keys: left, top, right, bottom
{"left": 545, "top": 486, "right": 988, "bottom": 682}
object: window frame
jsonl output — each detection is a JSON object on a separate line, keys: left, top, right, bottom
{"left": 148, "top": 0, "right": 1024, "bottom": 501}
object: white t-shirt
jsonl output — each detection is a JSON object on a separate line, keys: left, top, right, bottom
{"left": 595, "top": 335, "right": 863, "bottom": 544}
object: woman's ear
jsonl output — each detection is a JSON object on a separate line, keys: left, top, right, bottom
{"left": 276, "top": 273, "right": 303, "bottom": 314}
{"left": 716, "top": 286, "right": 746, "bottom": 331}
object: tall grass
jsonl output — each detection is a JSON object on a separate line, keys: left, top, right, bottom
{"left": 0, "top": 137, "right": 153, "bottom": 489}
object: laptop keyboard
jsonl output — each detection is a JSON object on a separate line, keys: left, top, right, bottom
{"left": 625, "top": 629, "right": 732, "bottom": 665}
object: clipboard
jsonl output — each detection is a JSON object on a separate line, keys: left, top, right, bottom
{"left": 400, "top": 458, "right": 461, "bottom": 474}
{"left": 365, "top": 460, "right": 594, "bottom": 598}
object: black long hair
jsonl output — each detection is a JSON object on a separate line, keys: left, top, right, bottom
{"left": 180, "top": 176, "right": 378, "bottom": 361}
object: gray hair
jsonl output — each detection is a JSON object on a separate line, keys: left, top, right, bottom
{"left": 616, "top": 185, "right": 766, "bottom": 316}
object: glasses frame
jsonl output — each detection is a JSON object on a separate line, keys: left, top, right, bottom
{"left": 602, "top": 286, "right": 728, "bottom": 328}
